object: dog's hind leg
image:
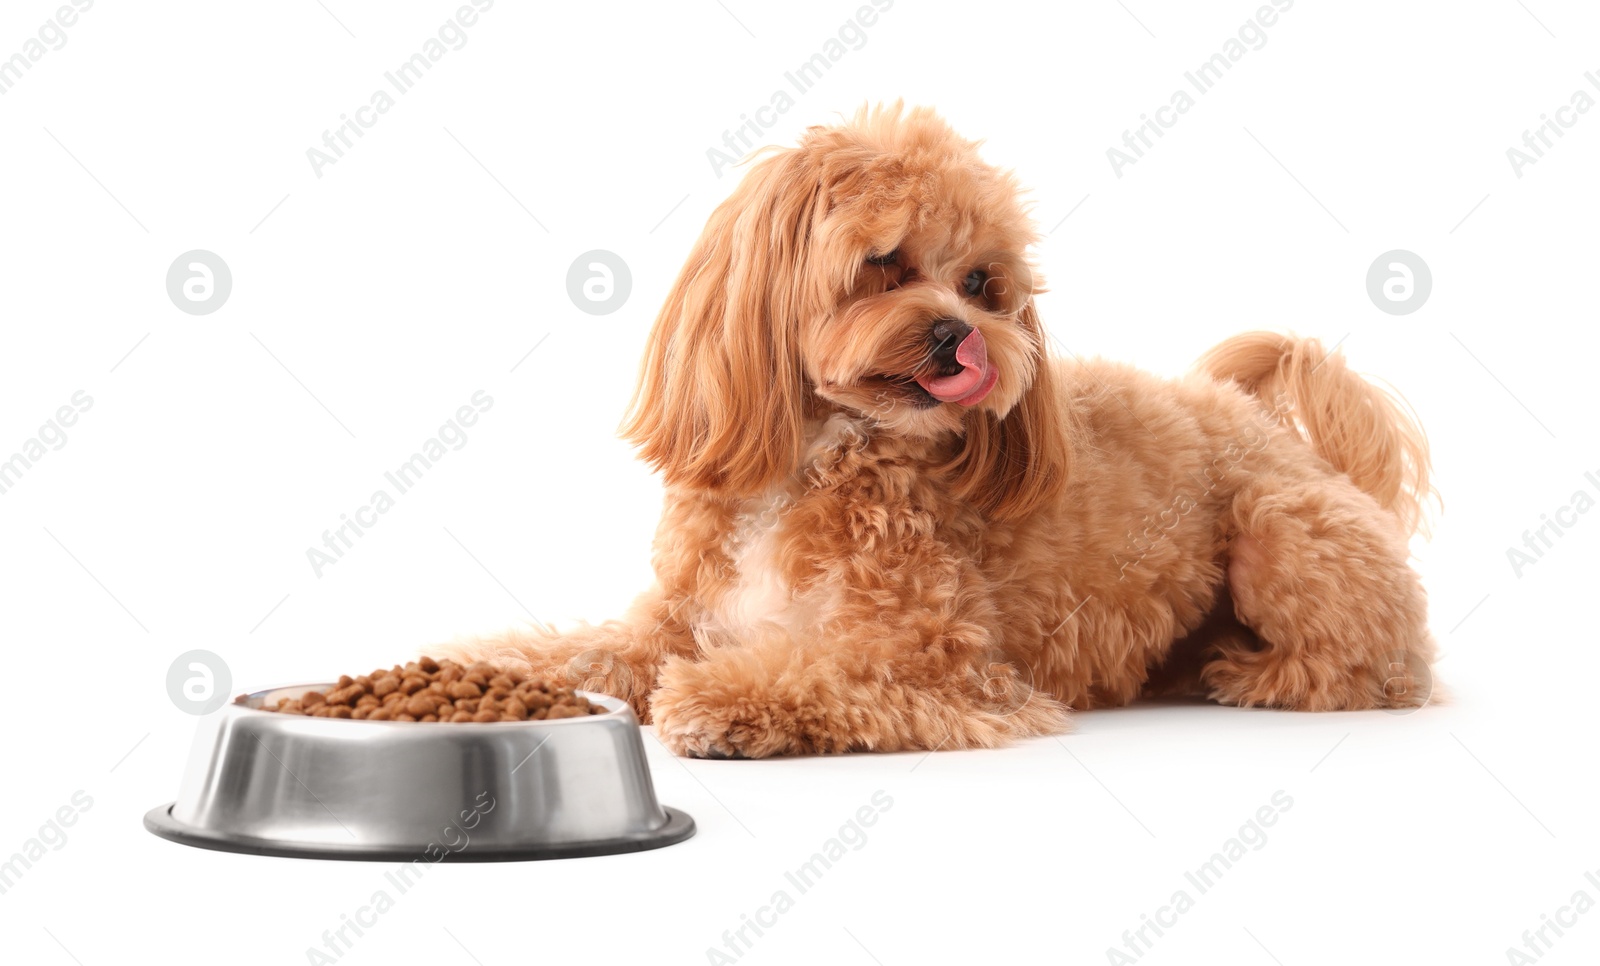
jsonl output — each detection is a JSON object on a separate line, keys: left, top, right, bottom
{"left": 1140, "top": 584, "right": 1260, "bottom": 700}
{"left": 1200, "top": 471, "right": 1435, "bottom": 711}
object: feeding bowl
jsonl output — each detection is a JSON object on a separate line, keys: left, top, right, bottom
{"left": 144, "top": 683, "right": 694, "bottom": 861}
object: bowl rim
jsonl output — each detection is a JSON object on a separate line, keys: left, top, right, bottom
{"left": 230, "top": 681, "right": 633, "bottom": 728}
{"left": 144, "top": 802, "right": 696, "bottom": 862}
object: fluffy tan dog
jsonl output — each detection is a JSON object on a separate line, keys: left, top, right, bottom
{"left": 450, "top": 103, "right": 1436, "bottom": 758}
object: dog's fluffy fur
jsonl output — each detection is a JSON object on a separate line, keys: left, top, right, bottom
{"left": 448, "top": 104, "right": 1437, "bottom": 757}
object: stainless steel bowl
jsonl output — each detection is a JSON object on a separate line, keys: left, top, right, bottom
{"left": 144, "top": 683, "right": 694, "bottom": 861}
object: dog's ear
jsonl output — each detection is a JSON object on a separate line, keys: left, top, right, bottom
{"left": 941, "top": 299, "right": 1070, "bottom": 520}
{"left": 621, "top": 150, "right": 822, "bottom": 495}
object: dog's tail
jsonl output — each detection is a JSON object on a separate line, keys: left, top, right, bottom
{"left": 1197, "top": 332, "right": 1436, "bottom": 538}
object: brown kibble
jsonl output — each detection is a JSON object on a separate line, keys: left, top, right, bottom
{"left": 257, "top": 657, "right": 600, "bottom": 724}
{"left": 325, "top": 686, "right": 360, "bottom": 705}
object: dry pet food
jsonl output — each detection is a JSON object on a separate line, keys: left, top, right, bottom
{"left": 251, "top": 657, "right": 606, "bottom": 722}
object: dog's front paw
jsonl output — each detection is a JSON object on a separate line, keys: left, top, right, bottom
{"left": 650, "top": 657, "right": 847, "bottom": 759}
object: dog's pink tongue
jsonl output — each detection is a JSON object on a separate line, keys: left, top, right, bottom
{"left": 916, "top": 329, "right": 990, "bottom": 403}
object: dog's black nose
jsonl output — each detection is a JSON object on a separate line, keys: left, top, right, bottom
{"left": 929, "top": 318, "right": 973, "bottom": 367}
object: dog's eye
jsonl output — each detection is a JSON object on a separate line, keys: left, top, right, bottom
{"left": 866, "top": 250, "right": 899, "bottom": 266}
{"left": 963, "top": 269, "right": 988, "bottom": 298}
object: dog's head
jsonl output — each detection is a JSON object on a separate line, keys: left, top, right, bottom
{"left": 623, "top": 103, "right": 1067, "bottom": 519}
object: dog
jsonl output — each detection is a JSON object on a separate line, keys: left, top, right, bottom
{"left": 447, "top": 103, "right": 1437, "bottom": 758}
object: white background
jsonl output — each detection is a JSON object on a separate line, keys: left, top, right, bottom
{"left": 1, "top": 1, "right": 1596, "bottom": 963}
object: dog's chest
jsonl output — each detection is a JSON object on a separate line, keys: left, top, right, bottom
{"left": 697, "top": 416, "right": 880, "bottom": 639}
{"left": 704, "top": 488, "right": 804, "bottom": 635}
